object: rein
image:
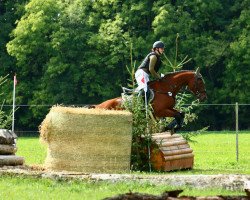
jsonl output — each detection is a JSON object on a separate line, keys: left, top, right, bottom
{"left": 148, "top": 71, "right": 206, "bottom": 98}
{"left": 194, "top": 74, "right": 206, "bottom": 98}
{"left": 149, "top": 79, "right": 175, "bottom": 97}
{"left": 151, "top": 89, "right": 174, "bottom": 97}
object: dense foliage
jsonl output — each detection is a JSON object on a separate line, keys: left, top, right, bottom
{"left": 0, "top": 75, "right": 12, "bottom": 128}
{"left": 0, "top": 0, "right": 249, "bottom": 130}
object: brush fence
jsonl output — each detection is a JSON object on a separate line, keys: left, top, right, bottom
{"left": 40, "top": 106, "right": 132, "bottom": 173}
{"left": 151, "top": 132, "right": 194, "bottom": 171}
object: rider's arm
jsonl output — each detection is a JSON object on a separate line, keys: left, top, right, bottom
{"left": 149, "top": 55, "right": 161, "bottom": 79}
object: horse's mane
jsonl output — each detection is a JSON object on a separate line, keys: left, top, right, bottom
{"left": 163, "top": 70, "right": 195, "bottom": 78}
{"left": 148, "top": 70, "right": 199, "bottom": 85}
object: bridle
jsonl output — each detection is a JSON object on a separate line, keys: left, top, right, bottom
{"left": 193, "top": 73, "right": 206, "bottom": 99}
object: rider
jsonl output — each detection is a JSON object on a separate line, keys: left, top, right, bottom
{"left": 135, "top": 41, "right": 165, "bottom": 102}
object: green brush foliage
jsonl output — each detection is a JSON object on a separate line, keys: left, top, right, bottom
{"left": 0, "top": 75, "right": 12, "bottom": 129}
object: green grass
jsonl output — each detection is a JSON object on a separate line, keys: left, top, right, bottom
{"left": 3, "top": 131, "right": 249, "bottom": 199}
{"left": 16, "top": 137, "right": 47, "bottom": 165}
{"left": 0, "top": 174, "right": 246, "bottom": 200}
{"left": 16, "top": 131, "right": 250, "bottom": 174}
{"left": 188, "top": 131, "right": 250, "bottom": 174}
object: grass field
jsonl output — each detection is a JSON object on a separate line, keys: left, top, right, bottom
{"left": 189, "top": 131, "right": 250, "bottom": 174}
{"left": 0, "top": 174, "right": 246, "bottom": 200}
{"left": 1, "top": 131, "right": 248, "bottom": 199}
{"left": 16, "top": 131, "right": 250, "bottom": 174}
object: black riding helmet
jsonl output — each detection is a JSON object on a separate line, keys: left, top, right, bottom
{"left": 153, "top": 41, "right": 165, "bottom": 49}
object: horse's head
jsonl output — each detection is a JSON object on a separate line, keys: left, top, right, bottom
{"left": 188, "top": 68, "right": 207, "bottom": 101}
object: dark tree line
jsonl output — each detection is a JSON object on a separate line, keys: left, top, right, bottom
{"left": 0, "top": 0, "right": 249, "bottom": 131}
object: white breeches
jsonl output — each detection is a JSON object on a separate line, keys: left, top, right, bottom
{"left": 135, "top": 69, "right": 149, "bottom": 92}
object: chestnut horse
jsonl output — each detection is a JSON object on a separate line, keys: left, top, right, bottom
{"left": 92, "top": 69, "right": 207, "bottom": 132}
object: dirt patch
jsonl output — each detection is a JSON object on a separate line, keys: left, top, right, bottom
{"left": 0, "top": 165, "right": 250, "bottom": 191}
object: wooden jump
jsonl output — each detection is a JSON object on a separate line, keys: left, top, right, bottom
{"left": 151, "top": 132, "right": 194, "bottom": 171}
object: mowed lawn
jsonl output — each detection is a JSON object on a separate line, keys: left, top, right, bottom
{"left": 0, "top": 174, "right": 246, "bottom": 200}
{"left": 1, "top": 131, "right": 248, "bottom": 199}
{"left": 189, "top": 131, "right": 250, "bottom": 174}
{"left": 16, "top": 131, "right": 250, "bottom": 174}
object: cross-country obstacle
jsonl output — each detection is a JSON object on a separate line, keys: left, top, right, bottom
{"left": 40, "top": 106, "right": 132, "bottom": 173}
{"left": 150, "top": 132, "right": 194, "bottom": 171}
{"left": 0, "top": 129, "right": 24, "bottom": 166}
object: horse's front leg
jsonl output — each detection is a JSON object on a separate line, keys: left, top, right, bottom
{"left": 172, "top": 112, "right": 185, "bottom": 132}
{"left": 156, "top": 108, "right": 185, "bottom": 134}
{"left": 166, "top": 112, "right": 185, "bottom": 134}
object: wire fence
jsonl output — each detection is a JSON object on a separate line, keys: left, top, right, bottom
{"left": 6, "top": 102, "right": 249, "bottom": 134}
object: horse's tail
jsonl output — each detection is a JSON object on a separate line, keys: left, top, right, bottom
{"left": 83, "top": 104, "right": 96, "bottom": 109}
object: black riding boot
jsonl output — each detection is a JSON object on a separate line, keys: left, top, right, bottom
{"left": 165, "top": 112, "right": 185, "bottom": 135}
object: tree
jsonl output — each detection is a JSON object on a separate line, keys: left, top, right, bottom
{"left": 216, "top": 1, "right": 250, "bottom": 129}
{"left": 0, "top": 75, "right": 12, "bottom": 129}
{"left": 220, "top": 1, "right": 250, "bottom": 104}
{"left": 4, "top": 0, "right": 250, "bottom": 130}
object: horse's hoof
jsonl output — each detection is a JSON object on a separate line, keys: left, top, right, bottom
{"left": 170, "top": 129, "right": 175, "bottom": 135}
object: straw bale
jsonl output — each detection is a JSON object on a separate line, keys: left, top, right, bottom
{"left": 40, "top": 106, "right": 132, "bottom": 173}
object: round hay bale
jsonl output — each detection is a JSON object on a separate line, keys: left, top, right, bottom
{"left": 40, "top": 106, "right": 132, "bottom": 173}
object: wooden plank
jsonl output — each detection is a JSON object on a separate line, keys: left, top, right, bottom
{"left": 164, "top": 153, "right": 194, "bottom": 161}
{"left": 162, "top": 148, "right": 193, "bottom": 156}
{"left": 164, "top": 157, "right": 194, "bottom": 171}
{"left": 154, "top": 137, "right": 184, "bottom": 145}
{"left": 0, "top": 129, "right": 17, "bottom": 145}
{"left": 177, "top": 144, "right": 190, "bottom": 149}
{"left": 159, "top": 139, "right": 187, "bottom": 147}
{"left": 152, "top": 133, "right": 182, "bottom": 140}
{"left": 0, "top": 144, "right": 17, "bottom": 155}
{"left": 0, "top": 155, "right": 24, "bottom": 166}
{"left": 160, "top": 144, "right": 190, "bottom": 152}
{"left": 169, "top": 146, "right": 179, "bottom": 150}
